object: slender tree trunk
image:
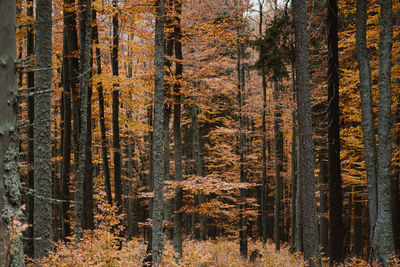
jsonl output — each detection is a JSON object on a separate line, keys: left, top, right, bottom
{"left": 34, "top": 0, "right": 53, "bottom": 258}
{"left": 151, "top": 0, "right": 166, "bottom": 264}
{"left": 327, "top": 0, "right": 345, "bottom": 263}
{"left": 352, "top": 186, "right": 363, "bottom": 257}
{"left": 26, "top": 0, "right": 35, "bottom": 257}
{"left": 273, "top": 81, "right": 283, "bottom": 251}
{"left": 238, "top": 40, "right": 248, "bottom": 259}
{"left": 173, "top": 0, "right": 184, "bottom": 260}
{"left": 375, "top": 0, "right": 395, "bottom": 263}
{"left": 191, "top": 101, "right": 207, "bottom": 240}
{"left": 82, "top": 70, "right": 93, "bottom": 230}
{"left": 75, "top": 0, "right": 92, "bottom": 240}
{"left": 319, "top": 161, "right": 329, "bottom": 255}
{"left": 355, "top": 0, "right": 379, "bottom": 259}
{"left": 0, "top": 1, "right": 24, "bottom": 264}
{"left": 293, "top": 0, "right": 320, "bottom": 263}
{"left": 290, "top": 63, "right": 297, "bottom": 250}
{"left": 93, "top": 10, "right": 112, "bottom": 205}
{"left": 112, "top": 0, "right": 123, "bottom": 217}
{"left": 61, "top": 0, "right": 79, "bottom": 240}
{"left": 295, "top": 149, "right": 303, "bottom": 252}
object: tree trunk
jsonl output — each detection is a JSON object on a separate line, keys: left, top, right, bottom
{"left": 273, "top": 81, "right": 283, "bottom": 251}
{"left": 61, "top": 0, "right": 79, "bottom": 240}
{"left": 26, "top": 0, "right": 35, "bottom": 257}
{"left": 191, "top": 102, "right": 207, "bottom": 240}
{"left": 93, "top": 10, "right": 112, "bottom": 205}
{"left": 327, "top": 0, "right": 346, "bottom": 263}
{"left": 238, "top": 40, "right": 248, "bottom": 259}
{"left": 0, "top": 1, "right": 24, "bottom": 264}
{"left": 352, "top": 186, "right": 363, "bottom": 257}
{"left": 293, "top": 0, "right": 320, "bottom": 263}
{"left": 112, "top": 0, "right": 123, "bottom": 217}
{"left": 151, "top": 0, "right": 166, "bottom": 264}
{"left": 75, "top": 0, "right": 92, "bottom": 240}
{"left": 173, "top": 0, "right": 184, "bottom": 260}
{"left": 290, "top": 63, "right": 297, "bottom": 250}
{"left": 355, "top": 1, "right": 378, "bottom": 257}
{"left": 319, "top": 161, "right": 329, "bottom": 255}
{"left": 375, "top": 0, "right": 395, "bottom": 263}
{"left": 82, "top": 69, "right": 93, "bottom": 230}
{"left": 34, "top": 0, "right": 53, "bottom": 258}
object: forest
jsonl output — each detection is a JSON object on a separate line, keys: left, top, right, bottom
{"left": 0, "top": 0, "right": 400, "bottom": 266}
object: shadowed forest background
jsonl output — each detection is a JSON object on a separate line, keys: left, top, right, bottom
{"left": 0, "top": 0, "right": 400, "bottom": 266}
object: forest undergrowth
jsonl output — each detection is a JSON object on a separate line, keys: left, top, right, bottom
{"left": 34, "top": 230, "right": 373, "bottom": 267}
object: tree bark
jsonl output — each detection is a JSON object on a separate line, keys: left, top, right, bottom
{"left": 151, "top": 0, "right": 166, "bottom": 264}
{"left": 93, "top": 10, "right": 113, "bottom": 205}
{"left": 375, "top": 0, "right": 395, "bottom": 263}
{"left": 112, "top": 0, "right": 123, "bottom": 217}
{"left": 355, "top": 0, "right": 379, "bottom": 259}
{"left": 26, "top": 0, "right": 35, "bottom": 257}
{"left": 319, "top": 161, "right": 329, "bottom": 255}
{"left": 327, "top": 0, "right": 345, "bottom": 263}
{"left": 290, "top": 63, "right": 297, "bottom": 250}
{"left": 75, "top": 0, "right": 92, "bottom": 240}
{"left": 273, "top": 81, "right": 283, "bottom": 251}
{"left": 0, "top": 1, "right": 24, "bottom": 264}
{"left": 238, "top": 40, "right": 248, "bottom": 259}
{"left": 173, "top": 0, "right": 184, "bottom": 260}
{"left": 34, "top": 0, "right": 53, "bottom": 258}
{"left": 293, "top": 0, "right": 320, "bottom": 263}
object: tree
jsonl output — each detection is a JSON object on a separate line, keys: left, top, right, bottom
{"left": 293, "top": 0, "right": 320, "bottom": 264}
{"left": 34, "top": 0, "right": 53, "bottom": 258}
{"left": 173, "top": 0, "right": 184, "bottom": 261}
{"left": 26, "top": 0, "right": 35, "bottom": 257}
{"left": 92, "top": 9, "right": 113, "bottom": 205}
{"left": 152, "top": 0, "right": 166, "bottom": 264}
{"left": 0, "top": 1, "right": 24, "bottom": 265}
{"left": 355, "top": 0, "right": 378, "bottom": 257}
{"left": 112, "top": 0, "right": 123, "bottom": 216}
{"left": 61, "top": 0, "right": 79, "bottom": 240}
{"left": 374, "top": 0, "right": 395, "bottom": 263}
{"left": 75, "top": 0, "right": 92, "bottom": 239}
{"left": 327, "top": 0, "right": 345, "bottom": 263}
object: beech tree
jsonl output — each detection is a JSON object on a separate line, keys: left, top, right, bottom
{"left": 152, "top": 0, "right": 166, "bottom": 264}
{"left": 293, "top": 0, "right": 320, "bottom": 264}
{"left": 0, "top": 1, "right": 24, "bottom": 265}
{"left": 34, "top": 0, "right": 53, "bottom": 258}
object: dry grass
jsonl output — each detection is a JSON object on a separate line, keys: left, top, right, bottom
{"left": 38, "top": 230, "right": 308, "bottom": 266}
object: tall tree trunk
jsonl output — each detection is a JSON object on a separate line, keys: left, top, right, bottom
{"left": 238, "top": 40, "right": 248, "bottom": 259}
{"left": 34, "top": 0, "right": 53, "bottom": 258}
{"left": 191, "top": 102, "right": 206, "bottom": 240}
{"left": 173, "top": 0, "right": 184, "bottom": 260}
{"left": 319, "top": 161, "right": 329, "bottom": 255}
{"left": 26, "top": 0, "right": 35, "bottom": 257}
{"left": 375, "top": 0, "right": 395, "bottom": 263}
{"left": 0, "top": 1, "right": 24, "bottom": 264}
{"left": 293, "top": 0, "right": 320, "bottom": 263}
{"left": 112, "top": 0, "right": 123, "bottom": 217}
{"left": 75, "top": 0, "right": 92, "bottom": 240}
{"left": 82, "top": 70, "right": 93, "bottom": 230}
{"left": 151, "top": 0, "right": 166, "bottom": 264}
{"left": 355, "top": 0, "right": 379, "bottom": 259}
{"left": 61, "top": 0, "right": 79, "bottom": 240}
{"left": 352, "top": 186, "right": 363, "bottom": 257}
{"left": 93, "top": 10, "right": 112, "bottom": 205}
{"left": 327, "top": 0, "right": 345, "bottom": 263}
{"left": 259, "top": 6, "right": 269, "bottom": 245}
{"left": 290, "top": 63, "right": 297, "bottom": 250}
{"left": 273, "top": 81, "right": 283, "bottom": 251}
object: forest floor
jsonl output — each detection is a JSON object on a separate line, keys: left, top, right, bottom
{"left": 34, "top": 229, "right": 369, "bottom": 266}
